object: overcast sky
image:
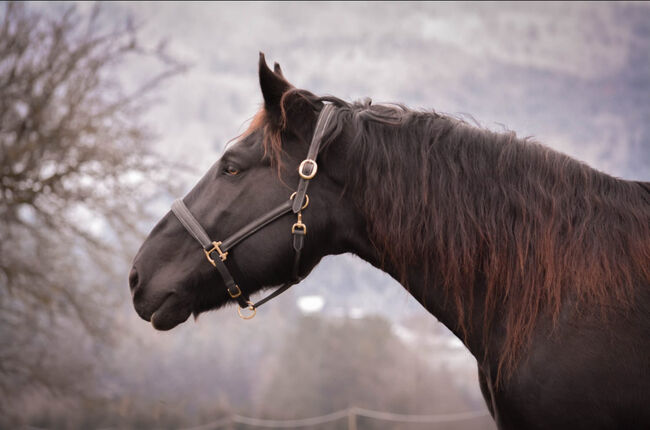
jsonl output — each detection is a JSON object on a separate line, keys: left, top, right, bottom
{"left": 90, "top": 2, "right": 649, "bottom": 179}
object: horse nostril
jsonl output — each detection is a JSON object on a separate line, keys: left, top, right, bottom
{"left": 129, "top": 266, "right": 139, "bottom": 292}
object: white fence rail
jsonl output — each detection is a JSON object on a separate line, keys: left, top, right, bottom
{"left": 181, "top": 407, "right": 491, "bottom": 429}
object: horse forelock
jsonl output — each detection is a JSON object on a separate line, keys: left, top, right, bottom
{"left": 242, "top": 109, "right": 283, "bottom": 166}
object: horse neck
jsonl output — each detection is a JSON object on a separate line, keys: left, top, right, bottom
{"left": 333, "top": 110, "right": 648, "bottom": 371}
{"left": 327, "top": 130, "right": 496, "bottom": 361}
{"left": 342, "top": 219, "right": 492, "bottom": 360}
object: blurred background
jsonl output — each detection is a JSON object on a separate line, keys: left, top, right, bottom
{"left": 1, "top": 2, "right": 648, "bottom": 429}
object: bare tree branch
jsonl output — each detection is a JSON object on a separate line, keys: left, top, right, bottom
{"left": 0, "top": 1, "right": 185, "bottom": 411}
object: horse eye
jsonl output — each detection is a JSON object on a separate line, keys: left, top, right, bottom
{"left": 224, "top": 165, "right": 240, "bottom": 176}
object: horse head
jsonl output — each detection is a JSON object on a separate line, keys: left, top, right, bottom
{"left": 129, "top": 54, "right": 366, "bottom": 329}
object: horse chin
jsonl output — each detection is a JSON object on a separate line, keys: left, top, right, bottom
{"left": 149, "top": 297, "right": 192, "bottom": 331}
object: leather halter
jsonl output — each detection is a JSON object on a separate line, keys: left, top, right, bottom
{"left": 171, "top": 104, "right": 336, "bottom": 319}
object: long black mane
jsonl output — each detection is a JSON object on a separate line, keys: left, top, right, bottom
{"left": 256, "top": 90, "right": 650, "bottom": 378}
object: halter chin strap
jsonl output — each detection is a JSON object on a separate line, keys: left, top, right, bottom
{"left": 171, "top": 104, "right": 335, "bottom": 319}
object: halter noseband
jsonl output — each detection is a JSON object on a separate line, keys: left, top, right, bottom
{"left": 171, "top": 104, "right": 336, "bottom": 319}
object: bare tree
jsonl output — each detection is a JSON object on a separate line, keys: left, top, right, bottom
{"left": 0, "top": 1, "right": 184, "bottom": 413}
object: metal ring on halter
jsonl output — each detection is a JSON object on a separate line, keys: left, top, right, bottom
{"left": 237, "top": 301, "right": 257, "bottom": 320}
{"left": 290, "top": 192, "right": 309, "bottom": 210}
{"left": 298, "top": 159, "right": 317, "bottom": 180}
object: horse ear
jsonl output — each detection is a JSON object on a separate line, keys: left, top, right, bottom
{"left": 258, "top": 53, "right": 320, "bottom": 144}
{"left": 273, "top": 62, "right": 284, "bottom": 77}
{"left": 259, "top": 53, "right": 291, "bottom": 123}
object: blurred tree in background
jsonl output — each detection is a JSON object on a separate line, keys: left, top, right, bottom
{"left": 0, "top": 1, "right": 183, "bottom": 419}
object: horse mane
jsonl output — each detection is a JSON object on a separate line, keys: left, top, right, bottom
{"left": 248, "top": 91, "right": 650, "bottom": 380}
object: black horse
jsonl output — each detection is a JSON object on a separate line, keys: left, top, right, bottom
{"left": 130, "top": 54, "right": 650, "bottom": 429}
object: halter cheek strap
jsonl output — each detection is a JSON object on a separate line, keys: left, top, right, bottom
{"left": 292, "top": 104, "right": 335, "bottom": 213}
{"left": 170, "top": 104, "right": 335, "bottom": 319}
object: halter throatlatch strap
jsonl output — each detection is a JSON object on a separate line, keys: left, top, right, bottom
{"left": 170, "top": 103, "right": 335, "bottom": 319}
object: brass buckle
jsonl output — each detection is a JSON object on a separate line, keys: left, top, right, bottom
{"left": 289, "top": 192, "right": 309, "bottom": 210}
{"left": 292, "top": 212, "right": 307, "bottom": 235}
{"left": 204, "top": 241, "right": 228, "bottom": 266}
{"left": 237, "top": 301, "right": 256, "bottom": 320}
{"left": 298, "top": 159, "right": 318, "bottom": 180}
{"left": 292, "top": 222, "right": 306, "bottom": 234}
{"left": 228, "top": 284, "right": 242, "bottom": 298}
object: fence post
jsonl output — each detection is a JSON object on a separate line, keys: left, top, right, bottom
{"left": 348, "top": 407, "right": 357, "bottom": 430}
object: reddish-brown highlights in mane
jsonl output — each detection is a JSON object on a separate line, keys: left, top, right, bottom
{"left": 252, "top": 92, "right": 650, "bottom": 382}
{"left": 240, "top": 108, "right": 284, "bottom": 171}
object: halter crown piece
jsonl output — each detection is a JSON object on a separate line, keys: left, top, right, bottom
{"left": 171, "top": 104, "right": 336, "bottom": 319}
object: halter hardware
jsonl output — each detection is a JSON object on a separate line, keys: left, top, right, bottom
{"left": 298, "top": 159, "right": 318, "bottom": 179}
{"left": 290, "top": 192, "right": 309, "bottom": 210}
{"left": 171, "top": 104, "right": 336, "bottom": 320}
{"left": 227, "top": 284, "right": 242, "bottom": 299}
{"left": 292, "top": 212, "right": 307, "bottom": 235}
{"left": 204, "top": 241, "right": 228, "bottom": 265}
{"left": 237, "top": 301, "right": 257, "bottom": 319}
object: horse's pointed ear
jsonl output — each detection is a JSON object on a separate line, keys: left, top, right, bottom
{"left": 259, "top": 53, "right": 291, "bottom": 123}
{"left": 273, "top": 62, "right": 284, "bottom": 77}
